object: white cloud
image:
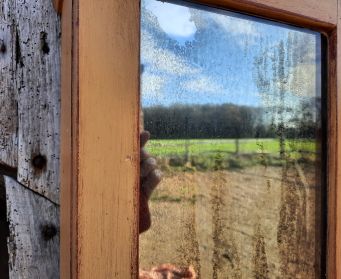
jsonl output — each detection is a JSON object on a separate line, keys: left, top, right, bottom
{"left": 183, "top": 76, "right": 223, "bottom": 94}
{"left": 145, "top": 0, "right": 197, "bottom": 38}
{"left": 209, "top": 13, "right": 260, "bottom": 45}
{"left": 141, "top": 73, "right": 165, "bottom": 99}
{"left": 212, "top": 15, "right": 256, "bottom": 35}
{"left": 141, "top": 13, "right": 230, "bottom": 102}
{"left": 141, "top": 30, "right": 226, "bottom": 100}
{"left": 141, "top": 30, "right": 199, "bottom": 75}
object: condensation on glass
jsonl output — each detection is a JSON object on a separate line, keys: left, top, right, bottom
{"left": 140, "top": 0, "right": 324, "bottom": 278}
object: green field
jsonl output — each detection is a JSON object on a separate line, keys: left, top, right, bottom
{"left": 146, "top": 138, "right": 316, "bottom": 157}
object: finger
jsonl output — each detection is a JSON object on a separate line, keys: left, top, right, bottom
{"left": 140, "top": 148, "right": 150, "bottom": 161}
{"left": 140, "top": 157, "right": 157, "bottom": 178}
{"left": 140, "top": 130, "right": 150, "bottom": 148}
{"left": 152, "top": 264, "right": 194, "bottom": 278}
{"left": 138, "top": 270, "right": 154, "bottom": 279}
{"left": 188, "top": 266, "right": 197, "bottom": 279}
{"left": 153, "top": 264, "right": 181, "bottom": 272}
{"left": 139, "top": 191, "right": 151, "bottom": 234}
{"left": 141, "top": 169, "right": 162, "bottom": 199}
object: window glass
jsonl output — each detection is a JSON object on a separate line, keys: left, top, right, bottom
{"left": 140, "top": 1, "right": 324, "bottom": 278}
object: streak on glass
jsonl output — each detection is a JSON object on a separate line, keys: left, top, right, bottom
{"left": 140, "top": 1, "right": 324, "bottom": 278}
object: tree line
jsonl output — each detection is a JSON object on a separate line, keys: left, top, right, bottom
{"left": 143, "top": 102, "right": 318, "bottom": 140}
{"left": 144, "top": 103, "right": 269, "bottom": 139}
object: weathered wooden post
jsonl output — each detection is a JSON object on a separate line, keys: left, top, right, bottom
{"left": 0, "top": 0, "right": 61, "bottom": 277}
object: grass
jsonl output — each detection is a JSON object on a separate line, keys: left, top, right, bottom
{"left": 146, "top": 138, "right": 316, "bottom": 157}
{"left": 145, "top": 138, "right": 317, "bottom": 172}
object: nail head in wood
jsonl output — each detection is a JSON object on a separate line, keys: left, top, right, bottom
{"left": 52, "top": 0, "right": 63, "bottom": 14}
{"left": 41, "top": 224, "right": 57, "bottom": 241}
{"left": 32, "top": 155, "right": 47, "bottom": 170}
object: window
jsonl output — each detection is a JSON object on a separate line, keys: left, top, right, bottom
{"left": 140, "top": 1, "right": 325, "bottom": 278}
{"left": 60, "top": 0, "right": 339, "bottom": 278}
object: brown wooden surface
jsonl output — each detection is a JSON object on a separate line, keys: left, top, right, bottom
{"left": 60, "top": 0, "right": 140, "bottom": 278}
{"left": 327, "top": 29, "right": 337, "bottom": 279}
{"left": 60, "top": 0, "right": 74, "bottom": 277}
{"left": 336, "top": 0, "right": 341, "bottom": 277}
{"left": 196, "top": 0, "right": 337, "bottom": 32}
{"left": 78, "top": 0, "right": 140, "bottom": 276}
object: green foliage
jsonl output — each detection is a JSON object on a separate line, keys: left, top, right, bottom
{"left": 149, "top": 138, "right": 316, "bottom": 173}
{"left": 213, "top": 152, "right": 224, "bottom": 170}
{"left": 147, "top": 138, "right": 315, "bottom": 157}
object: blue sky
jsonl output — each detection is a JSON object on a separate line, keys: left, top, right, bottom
{"left": 141, "top": 0, "right": 321, "bottom": 109}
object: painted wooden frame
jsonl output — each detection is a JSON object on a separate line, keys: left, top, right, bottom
{"left": 59, "top": 0, "right": 340, "bottom": 278}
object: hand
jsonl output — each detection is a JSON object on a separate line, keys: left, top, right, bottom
{"left": 139, "top": 131, "right": 162, "bottom": 233}
{"left": 139, "top": 264, "right": 197, "bottom": 279}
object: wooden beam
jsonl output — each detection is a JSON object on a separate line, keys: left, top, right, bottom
{"left": 327, "top": 29, "right": 337, "bottom": 279}
{"left": 60, "top": 0, "right": 140, "bottom": 278}
{"left": 60, "top": 0, "right": 74, "bottom": 277}
{"left": 335, "top": 0, "right": 341, "bottom": 276}
{"left": 194, "top": 0, "right": 337, "bottom": 32}
{"left": 77, "top": 0, "right": 140, "bottom": 277}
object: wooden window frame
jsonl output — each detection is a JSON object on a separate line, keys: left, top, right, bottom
{"left": 59, "top": 0, "right": 341, "bottom": 278}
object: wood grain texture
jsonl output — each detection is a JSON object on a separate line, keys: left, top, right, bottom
{"left": 327, "top": 29, "right": 337, "bottom": 279}
{"left": 0, "top": 4, "right": 18, "bottom": 169}
{"left": 195, "top": 0, "right": 337, "bottom": 31}
{"left": 60, "top": 0, "right": 75, "bottom": 277}
{"left": 77, "top": 0, "right": 140, "bottom": 278}
{"left": 3, "top": 176, "right": 59, "bottom": 279}
{"left": 1, "top": 0, "right": 61, "bottom": 277}
{"left": 336, "top": 0, "right": 341, "bottom": 276}
{"left": 15, "top": 0, "right": 61, "bottom": 203}
{"left": 325, "top": 30, "right": 335, "bottom": 279}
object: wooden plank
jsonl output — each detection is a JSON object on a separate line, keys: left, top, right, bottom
{"left": 76, "top": 0, "right": 140, "bottom": 278}
{"left": 0, "top": 7, "right": 18, "bottom": 169}
{"left": 1, "top": 0, "right": 62, "bottom": 277}
{"left": 60, "top": 0, "right": 75, "bottom": 277}
{"left": 336, "top": 0, "right": 341, "bottom": 277}
{"left": 327, "top": 29, "right": 337, "bottom": 279}
{"left": 70, "top": 0, "right": 79, "bottom": 276}
{"left": 3, "top": 176, "right": 59, "bottom": 279}
{"left": 195, "top": 0, "right": 337, "bottom": 31}
{"left": 327, "top": 2, "right": 341, "bottom": 278}
{"left": 15, "top": 0, "right": 61, "bottom": 203}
